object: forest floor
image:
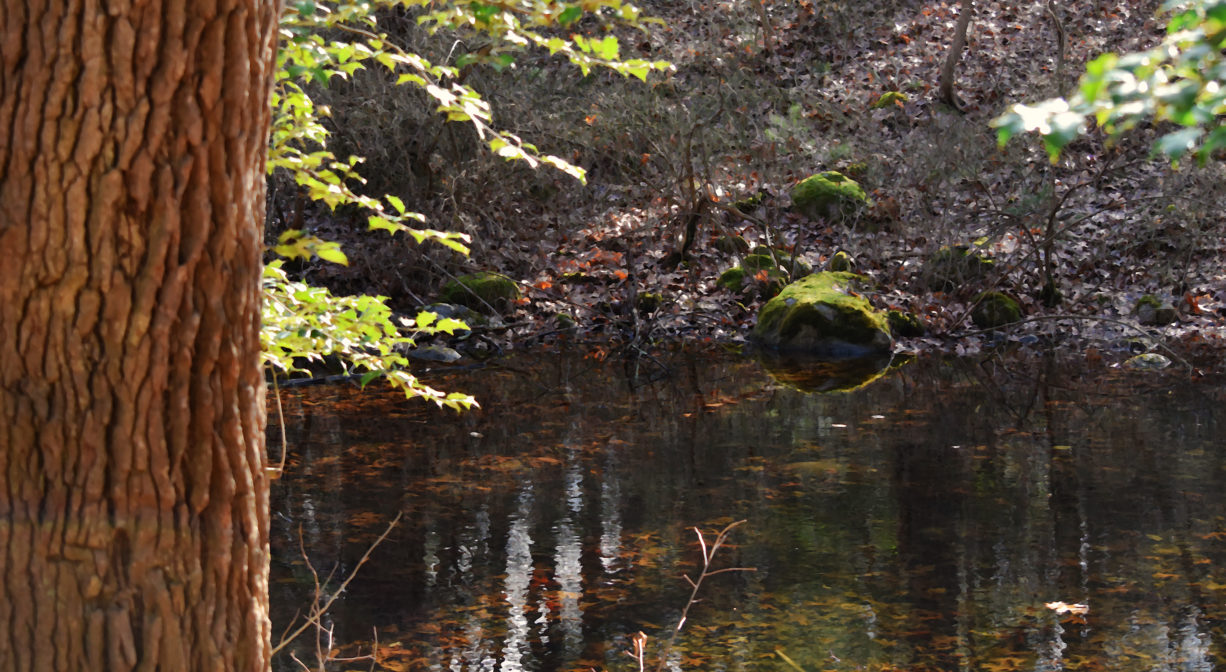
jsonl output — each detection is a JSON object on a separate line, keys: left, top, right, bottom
{"left": 271, "top": 0, "right": 1226, "bottom": 375}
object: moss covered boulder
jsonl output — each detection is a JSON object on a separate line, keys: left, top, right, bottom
{"left": 717, "top": 250, "right": 808, "bottom": 298}
{"left": 789, "top": 171, "right": 868, "bottom": 223}
{"left": 923, "top": 245, "right": 993, "bottom": 292}
{"left": 870, "top": 91, "right": 909, "bottom": 110}
{"left": 441, "top": 271, "right": 520, "bottom": 311}
{"left": 741, "top": 253, "right": 781, "bottom": 272}
{"left": 828, "top": 251, "right": 854, "bottom": 272}
{"left": 887, "top": 309, "right": 925, "bottom": 337}
{"left": 750, "top": 247, "right": 813, "bottom": 276}
{"left": 716, "top": 266, "right": 748, "bottom": 291}
{"left": 1133, "top": 294, "right": 1177, "bottom": 326}
{"left": 717, "top": 265, "right": 787, "bottom": 298}
{"left": 635, "top": 292, "right": 663, "bottom": 314}
{"left": 1124, "top": 352, "right": 1171, "bottom": 369}
{"left": 714, "top": 234, "right": 750, "bottom": 255}
{"left": 753, "top": 272, "right": 893, "bottom": 356}
{"left": 971, "top": 291, "right": 1021, "bottom": 329}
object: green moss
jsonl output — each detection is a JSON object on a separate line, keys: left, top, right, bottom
{"left": 887, "top": 309, "right": 924, "bottom": 337}
{"left": 971, "top": 291, "right": 1021, "bottom": 329}
{"left": 717, "top": 265, "right": 787, "bottom": 298}
{"left": 732, "top": 191, "right": 766, "bottom": 212}
{"left": 559, "top": 271, "right": 596, "bottom": 285}
{"left": 840, "top": 162, "right": 869, "bottom": 179}
{"left": 870, "top": 91, "right": 909, "bottom": 109}
{"left": 717, "top": 267, "right": 747, "bottom": 291}
{"left": 829, "top": 251, "right": 854, "bottom": 272}
{"left": 753, "top": 272, "right": 892, "bottom": 355}
{"left": 440, "top": 272, "right": 520, "bottom": 311}
{"left": 789, "top": 171, "right": 868, "bottom": 223}
{"left": 924, "top": 245, "right": 993, "bottom": 292}
{"left": 636, "top": 292, "right": 663, "bottom": 313}
{"left": 749, "top": 247, "right": 812, "bottom": 277}
{"left": 1133, "top": 294, "right": 1177, "bottom": 325}
{"left": 1123, "top": 353, "right": 1171, "bottom": 369}
{"left": 714, "top": 234, "right": 750, "bottom": 255}
{"left": 741, "top": 253, "right": 779, "bottom": 272}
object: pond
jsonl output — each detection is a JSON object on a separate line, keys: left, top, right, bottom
{"left": 269, "top": 349, "right": 1226, "bottom": 671}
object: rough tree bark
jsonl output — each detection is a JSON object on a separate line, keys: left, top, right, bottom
{"left": 0, "top": 1, "right": 280, "bottom": 670}
{"left": 938, "top": 0, "right": 974, "bottom": 111}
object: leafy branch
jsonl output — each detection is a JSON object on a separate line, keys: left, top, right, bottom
{"left": 264, "top": 0, "right": 669, "bottom": 402}
{"left": 993, "top": 0, "right": 1226, "bottom": 163}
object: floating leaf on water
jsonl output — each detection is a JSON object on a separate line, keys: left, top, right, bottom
{"left": 1044, "top": 601, "right": 1089, "bottom": 615}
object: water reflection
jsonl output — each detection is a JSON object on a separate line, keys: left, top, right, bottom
{"left": 269, "top": 351, "right": 1226, "bottom": 671}
{"left": 502, "top": 484, "right": 534, "bottom": 671}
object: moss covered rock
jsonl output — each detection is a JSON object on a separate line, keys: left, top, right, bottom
{"left": 741, "top": 253, "right": 780, "bottom": 272}
{"left": 1038, "top": 280, "right": 1063, "bottom": 307}
{"left": 753, "top": 272, "right": 893, "bottom": 356}
{"left": 870, "top": 91, "right": 909, "bottom": 109}
{"left": 828, "top": 251, "right": 854, "bottom": 272}
{"left": 441, "top": 272, "right": 519, "bottom": 311}
{"left": 1124, "top": 352, "right": 1171, "bottom": 369}
{"left": 750, "top": 247, "right": 812, "bottom": 277}
{"left": 635, "top": 292, "right": 663, "bottom": 314}
{"left": 971, "top": 291, "right": 1021, "bottom": 329}
{"left": 717, "top": 265, "right": 786, "bottom": 298}
{"left": 714, "top": 234, "right": 750, "bottom": 255}
{"left": 1133, "top": 294, "right": 1177, "bottom": 326}
{"left": 924, "top": 245, "right": 993, "bottom": 292}
{"left": 789, "top": 171, "right": 868, "bottom": 223}
{"left": 718, "top": 249, "right": 808, "bottom": 297}
{"left": 732, "top": 190, "right": 766, "bottom": 213}
{"left": 716, "top": 267, "right": 747, "bottom": 291}
{"left": 887, "top": 309, "right": 925, "bottom": 337}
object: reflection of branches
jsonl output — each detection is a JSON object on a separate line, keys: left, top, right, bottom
{"left": 274, "top": 511, "right": 403, "bottom": 669}
{"left": 627, "top": 520, "right": 756, "bottom": 672}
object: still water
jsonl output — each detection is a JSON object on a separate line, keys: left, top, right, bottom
{"left": 269, "top": 350, "right": 1225, "bottom": 671}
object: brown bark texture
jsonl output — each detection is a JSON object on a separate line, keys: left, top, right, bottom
{"left": 0, "top": 1, "right": 280, "bottom": 670}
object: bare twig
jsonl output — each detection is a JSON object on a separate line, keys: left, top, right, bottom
{"left": 273, "top": 511, "right": 404, "bottom": 657}
{"left": 633, "top": 519, "right": 755, "bottom": 671}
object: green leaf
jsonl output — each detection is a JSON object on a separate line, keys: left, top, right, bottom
{"left": 315, "top": 244, "right": 349, "bottom": 266}
{"left": 1155, "top": 126, "right": 1203, "bottom": 159}
{"left": 626, "top": 60, "right": 650, "bottom": 82}
{"left": 558, "top": 6, "right": 583, "bottom": 25}
{"left": 594, "top": 36, "right": 620, "bottom": 60}
{"left": 416, "top": 311, "right": 438, "bottom": 328}
{"left": 369, "top": 215, "right": 404, "bottom": 233}
{"left": 1198, "top": 124, "right": 1226, "bottom": 159}
{"left": 471, "top": 1, "right": 498, "bottom": 23}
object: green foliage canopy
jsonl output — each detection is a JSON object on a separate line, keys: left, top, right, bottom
{"left": 993, "top": 0, "right": 1226, "bottom": 163}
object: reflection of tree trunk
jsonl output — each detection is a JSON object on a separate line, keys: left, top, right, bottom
{"left": 938, "top": 0, "right": 974, "bottom": 110}
{"left": 0, "top": 1, "right": 279, "bottom": 669}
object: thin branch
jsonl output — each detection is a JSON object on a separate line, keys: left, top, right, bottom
{"left": 273, "top": 511, "right": 404, "bottom": 656}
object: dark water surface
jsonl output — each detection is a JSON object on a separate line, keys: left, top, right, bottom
{"left": 269, "top": 351, "right": 1226, "bottom": 671}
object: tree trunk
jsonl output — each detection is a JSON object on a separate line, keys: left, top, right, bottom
{"left": 0, "top": 1, "right": 280, "bottom": 670}
{"left": 937, "top": 0, "right": 974, "bottom": 110}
